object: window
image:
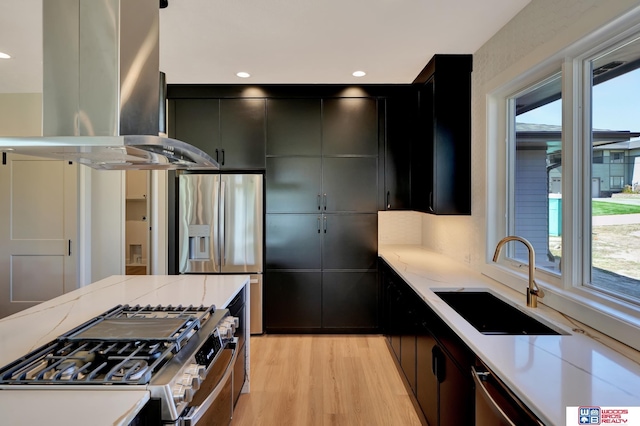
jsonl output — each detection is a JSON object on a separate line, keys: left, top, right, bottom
{"left": 609, "top": 176, "right": 624, "bottom": 189}
{"left": 588, "top": 36, "right": 640, "bottom": 303}
{"left": 508, "top": 75, "right": 562, "bottom": 274}
{"left": 610, "top": 151, "right": 625, "bottom": 164}
{"left": 489, "top": 9, "right": 640, "bottom": 351}
{"left": 593, "top": 151, "right": 604, "bottom": 164}
{"left": 503, "top": 35, "right": 640, "bottom": 304}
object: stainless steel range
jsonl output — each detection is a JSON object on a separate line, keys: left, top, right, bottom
{"left": 0, "top": 304, "right": 240, "bottom": 425}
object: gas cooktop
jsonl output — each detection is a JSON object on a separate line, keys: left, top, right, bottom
{"left": 0, "top": 304, "right": 216, "bottom": 386}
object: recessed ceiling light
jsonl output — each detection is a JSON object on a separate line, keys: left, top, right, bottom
{"left": 236, "top": 72, "right": 250, "bottom": 78}
{"left": 0, "top": 52, "right": 11, "bottom": 59}
{"left": 352, "top": 71, "right": 366, "bottom": 77}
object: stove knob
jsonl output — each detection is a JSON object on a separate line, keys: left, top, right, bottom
{"left": 228, "top": 317, "right": 238, "bottom": 333}
{"left": 178, "top": 373, "right": 201, "bottom": 391}
{"left": 183, "top": 386, "right": 195, "bottom": 404}
{"left": 218, "top": 325, "right": 232, "bottom": 339}
{"left": 191, "top": 376, "right": 202, "bottom": 391}
{"left": 190, "top": 375, "right": 202, "bottom": 391}
{"left": 221, "top": 316, "right": 238, "bottom": 333}
{"left": 171, "top": 385, "right": 193, "bottom": 404}
{"left": 184, "top": 363, "right": 206, "bottom": 379}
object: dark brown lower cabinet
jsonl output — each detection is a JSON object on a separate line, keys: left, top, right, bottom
{"left": 233, "top": 342, "right": 246, "bottom": 406}
{"left": 382, "top": 258, "right": 474, "bottom": 426}
{"left": 264, "top": 271, "right": 322, "bottom": 330}
{"left": 265, "top": 270, "right": 379, "bottom": 332}
{"left": 401, "top": 335, "right": 417, "bottom": 392}
{"left": 227, "top": 286, "right": 247, "bottom": 408}
{"left": 417, "top": 333, "right": 473, "bottom": 426}
{"left": 416, "top": 333, "right": 438, "bottom": 426}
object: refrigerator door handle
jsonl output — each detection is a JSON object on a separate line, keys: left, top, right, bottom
{"left": 220, "top": 179, "right": 226, "bottom": 266}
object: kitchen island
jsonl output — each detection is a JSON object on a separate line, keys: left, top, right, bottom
{"left": 0, "top": 274, "right": 250, "bottom": 426}
{"left": 380, "top": 244, "right": 640, "bottom": 425}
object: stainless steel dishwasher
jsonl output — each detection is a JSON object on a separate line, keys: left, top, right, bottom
{"left": 472, "top": 363, "right": 545, "bottom": 425}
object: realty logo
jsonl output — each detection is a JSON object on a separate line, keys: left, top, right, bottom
{"left": 579, "top": 406, "right": 601, "bottom": 425}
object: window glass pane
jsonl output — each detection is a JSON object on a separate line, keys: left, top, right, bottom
{"left": 510, "top": 75, "right": 562, "bottom": 274}
{"left": 589, "top": 36, "right": 640, "bottom": 302}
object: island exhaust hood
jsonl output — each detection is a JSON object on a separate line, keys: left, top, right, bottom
{"left": 0, "top": 0, "right": 218, "bottom": 170}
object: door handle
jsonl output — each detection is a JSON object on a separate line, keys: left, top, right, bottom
{"left": 221, "top": 149, "right": 225, "bottom": 166}
{"left": 323, "top": 193, "right": 327, "bottom": 211}
{"left": 317, "top": 216, "right": 321, "bottom": 234}
{"left": 429, "top": 191, "right": 434, "bottom": 212}
{"left": 68, "top": 240, "right": 72, "bottom": 256}
{"left": 215, "top": 149, "right": 219, "bottom": 163}
{"left": 323, "top": 216, "right": 327, "bottom": 233}
{"left": 386, "top": 191, "right": 391, "bottom": 209}
{"left": 317, "top": 194, "right": 321, "bottom": 210}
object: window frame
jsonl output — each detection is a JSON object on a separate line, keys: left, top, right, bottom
{"left": 483, "top": 8, "right": 640, "bottom": 351}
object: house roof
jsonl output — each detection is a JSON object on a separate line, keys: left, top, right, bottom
{"left": 515, "top": 122, "right": 640, "bottom": 151}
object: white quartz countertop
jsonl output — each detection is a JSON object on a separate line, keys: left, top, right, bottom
{"left": 379, "top": 245, "right": 640, "bottom": 426}
{"left": 0, "top": 274, "right": 249, "bottom": 426}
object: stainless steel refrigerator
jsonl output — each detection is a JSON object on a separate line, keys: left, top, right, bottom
{"left": 178, "top": 172, "right": 263, "bottom": 333}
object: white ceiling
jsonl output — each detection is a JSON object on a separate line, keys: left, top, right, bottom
{"left": 0, "top": 0, "right": 530, "bottom": 93}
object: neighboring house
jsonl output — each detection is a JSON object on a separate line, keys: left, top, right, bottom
{"left": 513, "top": 123, "right": 640, "bottom": 267}
{"left": 516, "top": 122, "right": 640, "bottom": 197}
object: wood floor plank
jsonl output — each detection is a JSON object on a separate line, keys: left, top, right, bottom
{"left": 231, "top": 335, "right": 422, "bottom": 426}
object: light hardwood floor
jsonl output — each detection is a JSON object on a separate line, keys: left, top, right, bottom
{"left": 231, "top": 335, "right": 422, "bottom": 426}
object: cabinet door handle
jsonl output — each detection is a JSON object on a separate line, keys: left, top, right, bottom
{"left": 68, "top": 240, "right": 72, "bottom": 256}
{"left": 317, "top": 194, "right": 321, "bottom": 210}
{"left": 317, "top": 216, "right": 321, "bottom": 233}
{"left": 323, "top": 193, "right": 327, "bottom": 211}
{"left": 386, "top": 191, "right": 391, "bottom": 209}
{"left": 221, "top": 149, "right": 225, "bottom": 166}
{"left": 323, "top": 216, "right": 327, "bottom": 233}
{"left": 432, "top": 346, "right": 445, "bottom": 383}
{"left": 215, "top": 149, "right": 219, "bottom": 163}
{"left": 429, "top": 191, "right": 434, "bottom": 212}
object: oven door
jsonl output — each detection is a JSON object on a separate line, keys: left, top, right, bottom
{"left": 181, "top": 338, "right": 239, "bottom": 426}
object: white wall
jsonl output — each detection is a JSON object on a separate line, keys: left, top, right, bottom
{"left": 82, "top": 169, "right": 125, "bottom": 284}
{"left": 417, "top": 0, "right": 640, "bottom": 268}
{"left": 0, "top": 93, "right": 125, "bottom": 286}
{"left": 0, "top": 93, "right": 41, "bottom": 136}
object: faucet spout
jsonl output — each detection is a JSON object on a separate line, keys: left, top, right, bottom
{"left": 492, "top": 236, "right": 544, "bottom": 308}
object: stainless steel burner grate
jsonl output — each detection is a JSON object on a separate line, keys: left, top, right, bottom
{"left": 0, "top": 304, "right": 216, "bottom": 385}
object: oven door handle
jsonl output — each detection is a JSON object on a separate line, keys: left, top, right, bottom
{"left": 181, "top": 337, "right": 239, "bottom": 426}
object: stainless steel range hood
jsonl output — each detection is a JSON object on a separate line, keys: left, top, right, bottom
{"left": 0, "top": 0, "right": 218, "bottom": 170}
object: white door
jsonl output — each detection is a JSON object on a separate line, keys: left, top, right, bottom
{"left": 0, "top": 153, "right": 77, "bottom": 318}
{"left": 592, "top": 178, "right": 601, "bottom": 198}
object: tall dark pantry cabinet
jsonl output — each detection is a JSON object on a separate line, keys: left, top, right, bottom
{"left": 265, "top": 97, "right": 380, "bottom": 332}
{"left": 167, "top": 85, "right": 414, "bottom": 333}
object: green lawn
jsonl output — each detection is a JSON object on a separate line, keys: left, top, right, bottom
{"left": 592, "top": 201, "right": 640, "bottom": 216}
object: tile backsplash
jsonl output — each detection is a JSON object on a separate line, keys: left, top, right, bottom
{"left": 378, "top": 211, "right": 423, "bottom": 245}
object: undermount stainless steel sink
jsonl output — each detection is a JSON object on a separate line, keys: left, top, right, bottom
{"left": 434, "top": 290, "right": 564, "bottom": 335}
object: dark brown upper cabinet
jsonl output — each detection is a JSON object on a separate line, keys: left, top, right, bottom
{"left": 170, "top": 98, "right": 266, "bottom": 170}
{"left": 322, "top": 98, "right": 378, "bottom": 156}
{"left": 266, "top": 99, "right": 322, "bottom": 156}
{"left": 412, "top": 54, "right": 472, "bottom": 215}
